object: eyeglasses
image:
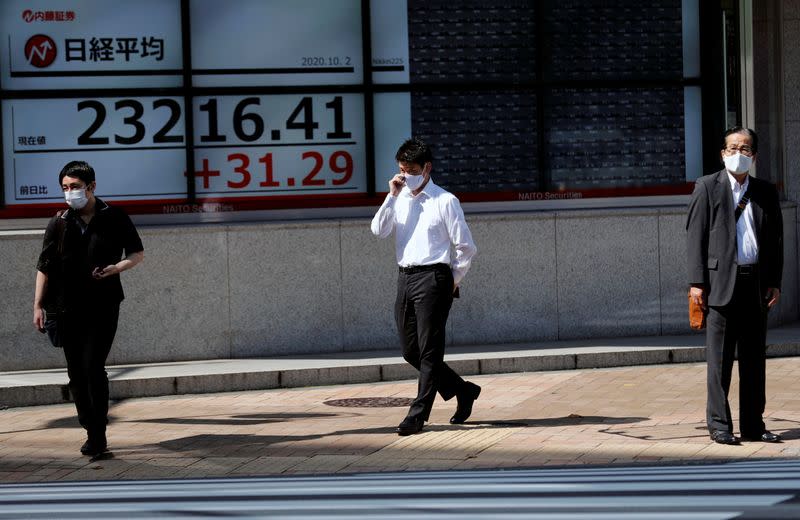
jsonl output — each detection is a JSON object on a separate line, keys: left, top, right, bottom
{"left": 723, "top": 145, "right": 754, "bottom": 157}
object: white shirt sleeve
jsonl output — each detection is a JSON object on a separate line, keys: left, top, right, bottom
{"left": 442, "top": 195, "right": 477, "bottom": 286}
{"left": 370, "top": 193, "right": 397, "bottom": 238}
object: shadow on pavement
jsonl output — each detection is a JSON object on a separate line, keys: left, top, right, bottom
{"left": 144, "top": 415, "right": 649, "bottom": 457}
{"left": 0, "top": 414, "right": 119, "bottom": 434}
{"left": 765, "top": 417, "right": 800, "bottom": 440}
{"left": 128, "top": 412, "right": 351, "bottom": 426}
{"left": 601, "top": 417, "right": 800, "bottom": 442}
{"left": 598, "top": 423, "right": 709, "bottom": 441}
{"left": 470, "top": 415, "right": 648, "bottom": 428}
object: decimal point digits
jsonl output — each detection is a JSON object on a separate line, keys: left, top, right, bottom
{"left": 271, "top": 129, "right": 281, "bottom": 140}
{"left": 192, "top": 150, "right": 353, "bottom": 192}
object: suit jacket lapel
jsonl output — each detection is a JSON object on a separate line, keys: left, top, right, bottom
{"left": 713, "top": 170, "right": 736, "bottom": 241}
{"left": 749, "top": 178, "right": 764, "bottom": 242}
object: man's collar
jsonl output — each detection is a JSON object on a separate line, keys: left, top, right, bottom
{"left": 95, "top": 197, "right": 110, "bottom": 211}
{"left": 727, "top": 171, "right": 750, "bottom": 191}
{"left": 62, "top": 197, "right": 109, "bottom": 219}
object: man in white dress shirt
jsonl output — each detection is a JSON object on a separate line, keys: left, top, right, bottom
{"left": 371, "top": 138, "right": 479, "bottom": 436}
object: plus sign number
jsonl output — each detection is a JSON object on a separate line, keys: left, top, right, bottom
{"left": 189, "top": 93, "right": 365, "bottom": 197}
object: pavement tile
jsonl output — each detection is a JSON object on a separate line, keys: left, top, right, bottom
{"left": 229, "top": 456, "right": 306, "bottom": 475}
{"left": 285, "top": 454, "right": 363, "bottom": 473}
{"left": 2, "top": 358, "right": 800, "bottom": 480}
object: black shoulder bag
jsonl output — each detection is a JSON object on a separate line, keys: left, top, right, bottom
{"left": 43, "top": 210, "right": 67, "bottom": 348}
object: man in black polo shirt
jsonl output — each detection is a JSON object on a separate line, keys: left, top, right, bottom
{"left": 33, "top": 161, "right": 144, "bottom": 456}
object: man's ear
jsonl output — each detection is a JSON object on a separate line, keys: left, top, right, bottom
{"left": 87, "top": 181, "right": 97, "bottom": 193}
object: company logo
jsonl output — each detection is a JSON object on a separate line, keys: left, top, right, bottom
{"left": 22, "top": 10, "right": 75, "bottom": 23}
{"left": 25, "top": 35, "right": 57, "bottom": 68}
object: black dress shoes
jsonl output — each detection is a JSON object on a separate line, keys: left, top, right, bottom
{"left": 396, "top": 416, "right": 424, "bottom": 436}
{"left": 80, "top": 431, "right": 107, "bottom": 456}
{"left": 710, "top": 430, "right": 738, "bottom": 445}
{"left": 741, "top": 430, "right": 781, "bottom": 443}
{"left": 450, "top": 382, "right": 481, "bottom": 424}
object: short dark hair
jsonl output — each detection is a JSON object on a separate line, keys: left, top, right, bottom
{"left": 395, "top": 137, "right": 433, "bottom": 166}
{"left": 58, "top": 161, "right": 95, "bottom": 185}
{"left": 723, "top": 127, "right": 758, "bottom": 154}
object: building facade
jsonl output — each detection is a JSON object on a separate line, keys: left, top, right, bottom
{"left": 0, "top": 1, "right": 798, "bottom": 370}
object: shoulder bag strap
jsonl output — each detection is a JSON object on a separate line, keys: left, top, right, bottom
{"left": 54, "top": 210, "right": 67, "bottom": 255}
{"left": 734, "top": 187, "right": 751, "bottom": 222}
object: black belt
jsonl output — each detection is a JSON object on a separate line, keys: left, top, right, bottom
{"left": 398, "top": 263, "right": 449, "bottom": 274}
{"left": 737, "top": 264, "right": 756, "bottom": 275}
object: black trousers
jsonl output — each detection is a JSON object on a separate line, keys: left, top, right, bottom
{"left": 395, "top": 264, "right": 466, "bottom": 421}
{"left": 61, "top": 305, "right": 120, "bottom": 434}
{"left": 706, "top": 273, "right": 768, "bottom": 436}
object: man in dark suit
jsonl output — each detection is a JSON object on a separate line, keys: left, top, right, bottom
{"left": 687, "top": 127, "right": 783, "bottom": 445}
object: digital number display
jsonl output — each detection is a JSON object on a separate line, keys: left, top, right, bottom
{"left": 1, "top": 1, "right": 380, "bottom": 211}
{"left": 2, "top": 93, "right": 367, "bottom": 205}
{"left": 76, "top": 99, "right": 183, "bottom": 146}
{"left": 0, "top": 0, "right": 701, "bottom": 215}
{"left": 190, "top": 94, "right": 365, "bottom": 197}
{"left": 2, "top": 97, "right": 187, "bottom": 203}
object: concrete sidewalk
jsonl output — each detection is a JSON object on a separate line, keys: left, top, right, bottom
{"left": 2, "top": 323, "right": 800, "bottom": 408}
{"left": 2, "top": 354, "right": 800, "bottom": 483}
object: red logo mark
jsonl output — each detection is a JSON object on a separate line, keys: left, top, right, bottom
{"left": 22, "top": 10, "right": 34, "bottom": 22}
{"left": 25, "top": 35, "right": 57, "bottom": 68}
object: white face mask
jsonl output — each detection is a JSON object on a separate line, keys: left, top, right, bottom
{"left": 723, "top": 152, "right": 753, "bottom": 174}
{"left": 64, "top": 188, "right": 88, "bottom": 210}
{"left": 404, "top": 173, "right": 425, "bottom": 191}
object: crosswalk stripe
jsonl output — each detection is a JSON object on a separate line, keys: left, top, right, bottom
{"left": 0, "top": 460, "right": 798, "bottom": 519}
